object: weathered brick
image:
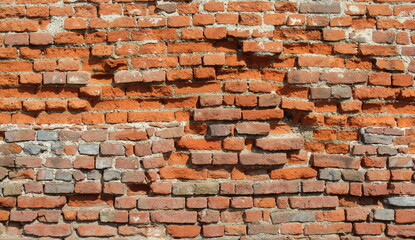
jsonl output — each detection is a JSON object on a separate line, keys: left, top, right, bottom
{"left": 239, "top": 153, "right": 287, "bottom": 165}
{"left": 304, "top": 223, "right": 352, "bottom": 235}
{"left": 287, "top": 70, "right": 319, "bottom": 84}
{"left": 24, "top": 224, "right": 72, "bottom": 237}
{"left": 312, "top": 153, "right": 360, "bottom": 169}
{"left": 320, "top": 71, "right": 368, "bottom": 84}
{"left": 100, "top": 143, "right": 125, "bottom": 156}
{"left": 271, "top": 211, "right": 316, "bottom": 224}
{"left": 10, "top": 210, "right": 37, "bottom": 222}
{"left": 77, "top": 225, "right": 117, "bottom": 237}
{"left": 235, "top": 123, "right": 270, "bottom": 135}
{"left": 151, "top": 211, "right": 197, "bottom": 223}
{"left": 138, "top": 197, "right": 185, "bottom": 209}
{"left": 194, "top": 108, "right": 241, "bottom": 121}
{"left": 5, "top": 130, "right": 35, "bottom": 142}
{"left": 290, "top": 196, "right": 339, "bottom": 209}
{"left": 173, "top": 182, "right": 219, "bottom": 195}
{"left": 300, "top": 3, "right": 341, "bottom": 13}
{"left": 155, "top": 126, "right": 184, "bottom": 138}
{"left": 253, "top": 182, "right": 299, "bottom": 194}
{"left": 44, "top": 183, "right": 74, "bottom": 194}
{"left": 256, "top": 137, "right": 304, "bottom": 151}
{"left": 209, "top": 124, "right": 231, "bottom": 136}
{"left": 152, "top": 139, "right": 175, "bottom": 153}
{"left": 43, "top": 72, "right": 66, "bottom": 84}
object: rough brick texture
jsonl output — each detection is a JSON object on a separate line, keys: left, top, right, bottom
{"left": 0, "top": 0, "right": 414, "bottom": 239}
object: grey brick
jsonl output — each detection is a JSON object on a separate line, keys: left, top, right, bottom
{"left": 194, "top": 183, "right": 219, "bottom": 195}
{"left": 37, "top": 169, "right": 54, "bottom": 180}
{"left": 331, "top": 85, "right": 352, "bottom": 99}
{"left": 374, "top": 209, "right": 394, "bottom": 221}
{"left": 271, "top": 211, "right": 316, "bottom": 224}
{"left": 173, "top": 183, "right": 219, "bottom": 195}
{"left": 87, "top": 170, "right": 101, "bottom": 180}
{"left": 96, "top": 157, "right": 112, "bottom": 169}
{"left": 44, "top": 183, "right": 74, "bottom": 194}
{"left": 385, "top": 197, "right": 415, "bottom": 207}
{"left": 23, "top": 144, "right": 45, "bottom": 155}
{"left": 362, "top": 134, "right": 392, "bottom": 144}
{"left": 342, "top": 169, "right": 365, "bottom": 182}
{"left": 388, "top": 157, "right": 414, "bottom": 168}
{"left": 103, "top": 170, "right": 121, "bottom": 181}
{"left": 55, "top": 171, "right": 72, "bottom": 181}
{"left": 79, "top": 144, "right": 100, "bottom": 155}
{"left": 0, "top": 167, "right": 7, "bottom": 180}
{"left": 377, "top": 146, "right": 397, "bottom": 156}
{"left": 209, "top": 124, "right": 231, "bottom": 137}
{"left": 3, "top": 183, "right": 23, "bottom": 196}
{"left": 51, "top": 143, "right": 64, "bottom": 155}
{"left": 37, "top": 130, "right": 58, "bottom": 141}
{"left": 319, "top": 168, "right": 341, "bottom": 181}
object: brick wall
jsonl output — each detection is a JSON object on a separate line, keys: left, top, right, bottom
{"left": 0, "top": 0, "right": 415, "bottom": 239}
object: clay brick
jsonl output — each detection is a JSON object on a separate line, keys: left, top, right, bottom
{"left": 300, "top": 3, "right": 340, "bottom": 13}
{"left": 151, "top": 211, "right": 197, "bottom": 223}
{"left": 77, "top": 225, "right": 116, "bottom": 237}
{"left": 5, "top": 130, "right": 35, "bottom": 142}
{"left": 167, "top": 225, "right": 201, "bottom": 238}
{"left": 243, "top": 42, "right": 283, "bottom": 53}
{"left": 194, "top": 109, "right": 241, "bottom": 121}
{"left": 256, "top": 137, "right": 304, "bottom": 151}
{"left": 240, "top": 153, "right": 287, "bottom": 166}
{"left": 24, "top": 224, "right": 72, "bottom": 237}
{"left": 312, "top": 153, "right": 360, "bottom": 169}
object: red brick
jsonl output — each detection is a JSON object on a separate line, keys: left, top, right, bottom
{"left": 271, "top": 167, "right": 317, "bottom": 180}
{"left": 387, "top": 224, "right": 415, "bottom": 237}
{"left": 312, "top": 153, "right": 360, "bottom": 169}
{"left": 243, "top": 42, "right": 283, "bottom": 53}
{"left": 74, "top": 182, "right": 102, "bottom": 194}
{"left": 24, "top": 224, "right": 72, "bottom": 237}
{"left": 167, "top": 225, "right": 201, "bottom": 238}
{"left": 304, "top": 223, "right": 352, "bottom": 235}
{"left": 151, "top": 211, "right": 197, "bottom": 223}
{"left": 354, "top": 223, "right": 384, "bottom": 235}
{"left": 77, "top": 225, "right": 117, "bottom": 237}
